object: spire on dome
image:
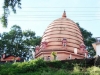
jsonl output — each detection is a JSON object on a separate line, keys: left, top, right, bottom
{"left": 62, "top": 10, "right": 66, "bottom": 18}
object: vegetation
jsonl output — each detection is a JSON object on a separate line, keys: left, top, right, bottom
{"left": 51, "top": 51, "right": 57, "bottom": 60}
{"left": 1, "top": 0, "right": 21, "bottom": 27}
{"left": 76, "top": 23, "right": 96, "bottom": 56}
{"left": 0, "top": 25, "right": 41, "bottom": 59}
{"left": 0, "top": 58, "right": 100, "bottom": 75}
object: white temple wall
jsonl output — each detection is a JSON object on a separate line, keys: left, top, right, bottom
{"left": 96, "top": 44, "right": 100, "bottom": 56}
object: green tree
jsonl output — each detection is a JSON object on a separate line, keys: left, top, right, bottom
{"left": 33, "top": 36, "right": 41, "bottom": 46}
{"left": 23, "top": 30, "right": 41, "bottom": 47}
{"left": 1, "top": 0, "right": 21, "bottom": 27}
{"left": 22, "top": 30, "right": 41, "bottom": 57}
{"left": 0, "top": 25, "right": 41, "bottom": 59}
{"left": 9, "top": 25, "right": 23, "bottom": 57}
{"left": 0, "top": 37, "right": 4, "bottom": 57}
{"left": 1, "top": 25, "right": 24, "bottom": 57}
{"left": 1, "top": 32, "right": 12, "bottom": 55}
{"left": 76, "top": 23, "right": 96, "bottom": 57}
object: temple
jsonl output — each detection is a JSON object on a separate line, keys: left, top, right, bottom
{"left": 35, "top": 11, "right": 88, "bottom": 60}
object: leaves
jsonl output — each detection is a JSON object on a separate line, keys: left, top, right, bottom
{"left": 1, "top": 0, "right": 22, "bottom": 27}
{"left": 0, "top": 25, "right": 41, "bottom": 59}
{"left": 76, "top": 23, "right": 96, "bottom": 56}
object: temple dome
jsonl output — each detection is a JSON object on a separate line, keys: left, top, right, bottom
{"left": 35, "top": 11, "right": 88, "bottom": 60}
{"left": 41, "top": 11, "right": 84, "bottom": 52}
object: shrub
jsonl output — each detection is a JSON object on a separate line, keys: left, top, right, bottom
{"left": 54, "top": 69, "right": 70, "bottom": 75}
{"left": 47, "top": 60, "right": 62, "bottom": 68}
{"left": 87, "top": 66, "right": 100, "bottom": 75}
{"left": 1, "top": 58, "right": 100, "bottom": 75}
{"left": 0, "top": 58, "right": 47, "bottom": 75}
{"left": 73, "top": 64, "right": 80, "bottom": 73}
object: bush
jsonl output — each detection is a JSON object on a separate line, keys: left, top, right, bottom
{"left": 46, "top": 60, "right": 62, "bottom": 68}
{"left": 87, "top": 66, "right": 100, "bottom": 75}
{"left": 0, "top": 58, "right": 47, "bottom": 75}
{"left": 0, "top": 58, "right": 100, "bottom": 75}
{"left": 54, "top": 69, "right": 70, "bottom": 75}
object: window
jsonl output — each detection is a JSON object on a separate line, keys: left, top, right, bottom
{"left": 62, "top": 38, "right": 67, "bottom": 47}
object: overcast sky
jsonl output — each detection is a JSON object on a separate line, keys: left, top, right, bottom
{"left": 0, "top": 0, "right": 100, "bottom": 37}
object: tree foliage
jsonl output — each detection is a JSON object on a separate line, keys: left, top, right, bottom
{"left": 0, "top": 25, "right": 41, "bottom": 58}
{"left": 1, "top": 0, "right": 21, "bottom": 27}
{"left": 76, "top": 23, "right": 96, "bottom": 56}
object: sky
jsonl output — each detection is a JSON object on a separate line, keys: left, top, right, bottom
{"left": 0, "top": 0, "right": 100, "bottom": 37}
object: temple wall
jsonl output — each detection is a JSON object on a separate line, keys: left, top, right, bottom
{"left": 36, "top": 52, "right": 85, "bottom": 61}
{"left": 96, "top": 44, "right": 100, "bottom": 56}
